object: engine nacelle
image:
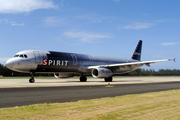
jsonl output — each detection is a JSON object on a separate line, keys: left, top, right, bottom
{"left": 91, "top": 68, "right": 113, "bottom": 78}
{"left": 54, "top": 73, "right": 74, "bottom": 78}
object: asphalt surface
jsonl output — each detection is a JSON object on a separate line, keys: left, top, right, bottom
{"left": 1, "top": 81, "right": 180, "bottom": 108}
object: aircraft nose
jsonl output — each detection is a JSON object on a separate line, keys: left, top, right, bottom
{"left": 5, "top": 59, "right": 14, "bottom": 70}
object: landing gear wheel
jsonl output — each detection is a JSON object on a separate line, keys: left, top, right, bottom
{"left": 105, "top": 77, "right": 113, "bottom": 82}
{"left": 29, "top": 78, "right": 35, "bottom": 83}
{"left": 29, "top": 72, "right": 35, "bottom": 83}
{"left": 80, "top": 76, "right": 87, "bottom": 82}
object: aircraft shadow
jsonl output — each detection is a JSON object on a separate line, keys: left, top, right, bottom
{"left": 36, "top": 80, "right": 142, "bottom": 83}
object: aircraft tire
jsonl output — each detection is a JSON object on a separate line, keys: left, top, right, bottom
{"left": 29, "top": 78, "right": 35, "bottom": 83}
{"left": 80, "top": 76, "right": 87, "bottom": 82}
{"left": 105, "top": 77, "right": 112, "bottom": 82}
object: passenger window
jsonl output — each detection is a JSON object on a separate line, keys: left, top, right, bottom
{"left": 24, "top": 54, "right": 28, "bottom": 58}
{"left": 20, "top": 54, "right": 23, "bottom": 58}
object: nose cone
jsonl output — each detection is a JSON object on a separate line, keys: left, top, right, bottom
{"left": 5, "top": 59, "right": 14, "bottom": 70}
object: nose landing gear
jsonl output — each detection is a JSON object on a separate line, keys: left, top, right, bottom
{"left": 29, "top": 78, "right": 35, "bottom": 83}
{"left": 29, "top": 73, "right": 35, "bottom": 83}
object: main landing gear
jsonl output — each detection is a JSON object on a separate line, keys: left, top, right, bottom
{"left": 29, "top": 73, "right": 35, "bottom": 83}
{"left": 80, "top": 75, "right": 87, "bottom": 82}
{"left": 104, "top": 77, "right": 113, "bottom": 82}
{"left": 79, "top": 76, "right": 113, "bottom": 82}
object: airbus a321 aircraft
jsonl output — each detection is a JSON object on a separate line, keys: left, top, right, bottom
{"left": 5, "top": 40, "right": 174, "bottom": 83}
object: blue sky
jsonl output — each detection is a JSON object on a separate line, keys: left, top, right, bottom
{"left": 0, "top": 0, "right": 179, "bottom": 70}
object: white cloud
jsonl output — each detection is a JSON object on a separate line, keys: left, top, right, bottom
{"left": 0, "top": 0, "right": 58, "bottom": 14}
{"left": 0, "top": 19, "right": 9, "bottom": 23}
{"left": 75, "top": 14, "right": 102, "bottom": 23}
{"left": 43, "top": 16, "right": 65, "bottom": 26}
{"left": 11, "top": 23, "right": 25, "bottom": 26}
{"left": 0, "top": 19, "right": 24, "bottom": 26}
{"left": 160, "top": 42, "right": 178, "bottom": 46}
{"left": 119, "top": 22, "right": 155, "bottom": 30}
{"left": 62, "top": 30, "right": 111, "bottom": 43}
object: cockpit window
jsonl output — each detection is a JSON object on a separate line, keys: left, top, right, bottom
{"left": 14, "top": 54, "right": 28, "bottom": 58}
{"left": 14, "top": 54, "right": 19, "bottom": 57}
{"left": 20, "top": 54, "right": 23, "bottom": 58}
{"left": 24, "top": 54, "right": 28, "bottom": 58}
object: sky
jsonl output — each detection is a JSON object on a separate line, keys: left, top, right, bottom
{"left": 0, "top": 0, "right": 179, "bottom": 70}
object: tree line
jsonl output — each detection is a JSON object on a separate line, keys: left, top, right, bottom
{"left": 0, "top": 63, "right": 180, "bottom": 77}
{"left": 127, "top": 68, "right": 180, "bottom": 76}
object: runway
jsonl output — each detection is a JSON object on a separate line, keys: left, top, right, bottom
{"left": 0, "top": 77, "right": 180, "bottom": 88}
{"left": 0, "top": 77, "right": 180, "bottom": 108}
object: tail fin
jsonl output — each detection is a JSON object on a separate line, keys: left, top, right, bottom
{"left": 131, "top": 40, "right": 142, "bottom": 61}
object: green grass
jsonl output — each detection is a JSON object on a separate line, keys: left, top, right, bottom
{"left": 1, "top": 89, "right": 180, "bottom": 120}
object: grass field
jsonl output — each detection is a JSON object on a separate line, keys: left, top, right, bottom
{"left": 1, "top": 89, "right": 180, "bottom": 120}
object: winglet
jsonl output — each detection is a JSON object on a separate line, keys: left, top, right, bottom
{"left": 167, "top": 58, "right": 176, "bottom": 62}
{"left": 131, "top": 40, "right": 142, "bottom": 61}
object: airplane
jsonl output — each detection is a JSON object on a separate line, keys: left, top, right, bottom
{"left": 5, "top": 40, "right": 174, "bottom": 83}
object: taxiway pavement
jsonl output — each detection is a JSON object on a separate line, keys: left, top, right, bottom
{"left": 0, "top": 77, "right": 180, "bottom": 88}
{"left": 0, "top": 77, "right": 180, "bottom": 108}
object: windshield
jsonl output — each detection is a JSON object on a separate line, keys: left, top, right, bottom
{"left": 20, "top": 54, "right": 23, "bottom": 58}
{"left": 14, "top": 55, "right": 19, "bottom": 57}
{"left": 14, "top": 54, "right": 28, "bottom": 58}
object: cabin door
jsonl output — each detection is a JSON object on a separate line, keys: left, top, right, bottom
{"left": 71, "top": 54, "right": 77, "bottom": 65}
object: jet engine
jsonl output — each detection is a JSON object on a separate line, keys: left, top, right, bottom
{"left": 91, "top": 68, "right": 113, "bottom": 78}
{"left": 54, "top": 73, "right": 74, "bottom": 78}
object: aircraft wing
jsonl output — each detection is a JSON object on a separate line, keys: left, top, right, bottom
{"left": 88, "top": 58, "right": 175, "bottom": 69}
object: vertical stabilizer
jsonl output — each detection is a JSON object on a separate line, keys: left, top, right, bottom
{"left": 131, "top": 40, "right": 142, "bottom": 61}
